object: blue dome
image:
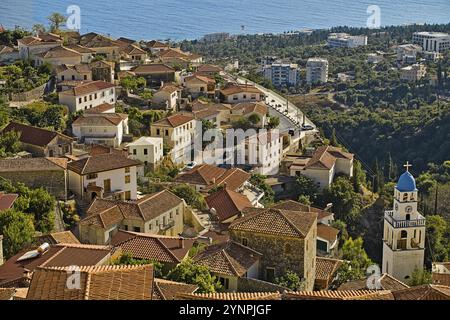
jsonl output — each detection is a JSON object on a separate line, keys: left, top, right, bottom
{"left": 396, "top": 171, "right": 417, "bottom": 192}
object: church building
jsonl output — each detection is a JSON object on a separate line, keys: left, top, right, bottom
{"left": 382, "top": 162, "right": 426, "bottom": 281}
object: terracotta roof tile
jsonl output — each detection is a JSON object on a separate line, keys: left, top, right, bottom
{"left": 230, "top": 208, "right": 317, "bottom": 238}
{"left": 194, "top": 241, "right": 261, "bottom": 277}
{"left": 231, "top": 102, "right": 268, "bottom": 116}
{"left": 177, "top": 292, "right": 281, "bottom": 300}
{"left": 152, "top": 114, "right": 194, "bottom": 128}
{"left": 132, "top": 63, "right": 174, "bottom": 74}
{"left": 315, "top": 257, "right": 343, "bottom": 282}
{"left": 112, "top": 231, "right": 195, "bottom": 264}
{"left": 0, "top": 157, "right": 67, "bottom": 172}
{"left": 153, "top": 278, "right": 198, "bottom": 300}
{"left": 0, "top": 193, "right": 18, "bottom": 211}
{"left": 67, "top": 152, "right": 141, "bottom": 175}
{"left": 317, "top": 224, "right": 340, "bottom": 243}
{"left": 206, "top": 188, "right": 252, "bottom": 222}
{"left": 305, "top": 146, "right": 354, "bottom": 170}
{"left": 36, "top": 46, "right": 81, "bottom": 59}
{"left": 59, "top": 80, "right": 116, "bottom": 96}
{"left": 220, "top": 83, "right": 263, "bottom": 96}
{"left": 392, "top": 284, "right": 450, "bottom": 300}
{"left": 283, "top": 290, "right": 394, "bottom": 300}
{"left": 26, "top": 264, "right": 153, "bottom": 300}
{"left": 272, "top": 200, "right": 333, "bottom": 220}
{"left": 35, "top": 231, "right": 80, "bottom": 245}
{"left": 2, "top": 121, "right": 73, "bottom": 147}
{"left": 72, "top": 113, "right": 126, "bottom": 126}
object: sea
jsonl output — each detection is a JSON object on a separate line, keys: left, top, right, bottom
{"left": 0, "top": 0, "right": 449, "bottom": 41}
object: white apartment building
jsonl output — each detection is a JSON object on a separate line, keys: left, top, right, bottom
{"left": 327, "top": 33, "right": 368, "bottom": 48}
{"left": 59, "top": 81, "right": 117, "bottom": 113}
{"left": 400, "top": 64, "right": 427, "bottom": 82}
{"left": 72, "top": 113, "right": 129, "bottom": 147}
{"left": 306, "top": 58, "right": 329, "bottom": 84}
{"left": 243, "top": 131, "right": 283, "bottom": 176}
{"left": 263, "top": 63, "right": 300, "bottom": 87}
{"left": 150, "top": 114, "right": 196, "bottom": 164}
{"left": 127, "top": 136, "right": 164, "bottom": 170}
{"left": 397, "top": 44, "right": 422, "bottom": 62}
{"left": 412, "top": 32, "right": 450, "bottom": 53}
{"left": 67, "top": 152, "right": 142, "bottom": 201}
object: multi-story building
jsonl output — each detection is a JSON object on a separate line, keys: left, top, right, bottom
{"left": 243, "top": 131, "right": 283, "bottom": 175}
{"left": 17, "top": 33, "right": 63, "bottom": 60}
{"left": 306, "top": 58, "right": 329, "bottom": 84}
{"left": 397, "top": 44, "right": 422, "bottom": 62}
{"left": 382, "top": 164, "right": 426, "bottom": 282}
{"left": 412, "top": 31, "right": 450, "bottom": 53}
{"left": 263, "top": 63, "right": 300, "bottom": 87}
{"left": 229, "top": 205, "right": 317, "bottom": 291}
{"left": 67, "top": 151, "right": 141, "bottom": 201}
{"left": 71, "top": 113, "right": 129, "bottom": 147}
{"left": 79, "top": 189, "right": 186, "bottom": 244}
{"left": 400, "top": 64, "right": 427, "bottom": 82}
{"left": 327, "top": 33, "right": 368, "bottom": 48}
{"left": 127, "top": 136, "right": 164, "bottom": 170}
{"left": 150, "top": 114, "right": 196, "bottom": 164}
{"left": 58, "top": 81, "right": 117, "bottom": 113}
{"left": 152, "top": 84, "right": 181, "bottom": 111}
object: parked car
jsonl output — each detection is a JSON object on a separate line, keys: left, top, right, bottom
{"left": 301, "top": 124, "right": 315, "bottom": 131}
{"left": 184, "top": 161, "right": 197, "bottom": 170}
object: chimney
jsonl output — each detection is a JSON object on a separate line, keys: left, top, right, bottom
{"left": 0, "top": 235, "right": 3, "bottom": 266}
{"left": 179, "top": 238, "right": 184, "bottom": 249}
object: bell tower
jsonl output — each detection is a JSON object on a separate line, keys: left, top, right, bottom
{"left": 382, "top": 162, "right": 426, "bottom": 282}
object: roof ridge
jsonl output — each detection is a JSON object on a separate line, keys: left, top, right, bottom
{"left": 222, "top": 250, "right": 240, "bottom": 277}
{"left": 39, "top": 246, "right": 66, "bottom": 268}
{"left": 277, "top": 209, "right": 306, "bottom": 237}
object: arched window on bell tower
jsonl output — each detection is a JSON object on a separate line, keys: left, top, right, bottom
{"left": 402, "top": 193, "right": 408, "bottom": 202}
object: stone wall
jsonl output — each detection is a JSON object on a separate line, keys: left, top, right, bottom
{"left": 0, "top": 169, "right": 67, "bottom": 200}
{"left": 237, "top": 277, "right": 289, "bottom": 293}
{"left": 230, "top": 230, "right": 306, "bottom": 281}
{"left": 8, "top": 83, "right": 47, "bottom": 102}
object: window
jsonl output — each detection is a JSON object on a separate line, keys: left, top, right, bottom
{"left": 72, "top": 75, "right": 75, "bottom": 80}
{"left": 125, "top": 191, "right": 131, "bottom": 200}
{"left": 133, "top": 227, "right": 140, "bottom": 232}
{"left": 156, "top": 129, "right": 160, "bottom": 135}
{"left": 124, "top": 225, "right": 128, "bottom": 231}
{"left": 403, "top": 193, "right": 408, "bottom": 202}
{"left": 242, "top": 238, "right": 248, "bottom": 246}
{"left": 84, "top": 96, "right": 87, "bottom": 102}
{"left": 176, "top": 208, "right": 179, "bottom": 215}
{"left": 94, "top": 93, "right": 97, "bottom": 99}
{"left": 400, "top": 230, "right": 408, "bottom": 238}
{"left": 103, "top": 179, "right": 111, "bottom": 193}
{"left": 148, "top": 222, "right": 152, "bottom": 230}
{"left": 144, "top": 148, "right": 148, "bottom": 155}
{"left": 84, "top": 75, "right": 88, "bottom": 80}
{"left": 133, "top": 149, "right": 137, "bottom": 155}
{"left": 62, "top": 75, "right": 65, "bottom": 81}
{"left": 125, "top": 175, "right": 131, "bottom": 184}
{"left": 219, "top": 277, "right": 229, "bottom": 289}
{"left": 165, "top": 130, "right": 169, "bottom": 136}
{"left": 87, "top": 173, "right": 98, "bottom": 180}
{"left": 78, "top": 97, "right": 82, "bottom": 103}
{"left": 125, "top": 167, "right": 130, "bottom": 173}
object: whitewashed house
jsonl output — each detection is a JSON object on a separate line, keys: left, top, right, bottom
{"left": 71, "top": 113, "right": 129, "bottom": 147}
{"left": 67, "top": 152, "right": 141, "bottom": 201}
{"left": 127, "top": 136, "right": 164, "bottom": 170}
{"left": 152, "top": 84, "right": 181, "bottom": 111}
{"left": 58, "top": 81, "right": 117, "bottom": 113}
{"left": 244, "top": 131, "right": 283, "bottom": 175}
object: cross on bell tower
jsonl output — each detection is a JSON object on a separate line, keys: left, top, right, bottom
{"left": 403, "top": 161, "right": 412, "bottom": 172}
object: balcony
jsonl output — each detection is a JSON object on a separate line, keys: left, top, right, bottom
{"left": 384, "top": 210, "right": 426, "bottom": 228}
{"left": 159, "top": 219, "right": 175, "bottom": 232}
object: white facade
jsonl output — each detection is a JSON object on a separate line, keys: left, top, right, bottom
{"left": 397, "top": 44, "right": 422, "bottom": 62}
{"left": 327, "top": 33, "right": 368, "bottom": 48}
{"left": 72, "top": 114, "right": 129, "bottom": 147}
{"left": 127, "top": 136, "right": 164, "bottom": 167}
{"left": 152, "top": 88, "right": 180, "bottom": 111}
{"left": 400, "top": 64, "right": 427, "bottom": 82}
{"left": 412, "top": 32, "right": 450, "bottom": 53}
{"left": 306, "top": 58, "right": 329, "bottom": 84}
{"left": 263, "top": 63, "right": 300, "bottom": 87}
{"left": 244, "top": 133, "right": 283, "bottom": 175}
{"left": 59, "top": 83, "right": 116, "bottom": 113}
{"left": 68, "top": 166, "right": 138, "bottom": 201}
{"left": 382, "top": 170, "right": 426, "bottom": 282}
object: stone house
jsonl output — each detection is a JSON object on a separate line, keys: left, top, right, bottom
{"left": 33, "top": 46, "right": 82, "bottom": 68}
{"left": 17, "top": 33, "right": 63, "bottom": 60}
{"left": 90, "top": 60, "right": 115, "bottom": 83}
{"left": 193, "top": 241, "right": 262, "bottom": 292}
{"left": 2, "top": 122, "right": 74, "bottom": 157}
{"left": 152, "top": 84, "right": 181, "bottom": 111}
{"left": 132, "top": 63, "right": 177, "bottom": 85}
{"left": 79, "top": 189, "right": 186, "bottom": 245}
{"left": 0, "top": 157, "right": 68, "bottom": 200}
{"left": 79, "top": 33, "right": 121, "bottom": 61}
{"left": 229, "top": 206, "right": 318, "bottom": 291}
{"left": 183, "top": 74, "right": 216, "bottom": 98}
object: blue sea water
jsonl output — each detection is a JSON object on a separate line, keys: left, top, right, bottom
{"left": 0, "top": 0, "right": 449, "bottom": 40}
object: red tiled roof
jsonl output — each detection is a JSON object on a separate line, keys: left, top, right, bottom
{"left": 153, "top": 278, "right": 198, "bottom": 300}
{"left": 193, "top": 241, "right": 262, "bottom": 277}
{"left": 112, "top": 231, "right": 195, "bottom": 264}
{"left": 26, "top": 264, "right": 153, "bottom": 300}
{"left": 283, "top": 290, "right": 394, "bottom": 300}
{"left": 305, "top": 146, "right": 354, "bottom": 170}
{"left": 230, "top": 208, "right": 317, "bottom": 238}
{"left": 0, "top": 193, "right": 18, "bottom": 211}
{"left": 220, "top": 83, "right": 263, "bottom": 96}
{"left": 2, "top": 122, "right": 73, "bottom": 147}
{"left": 206, "top": 188, "right": 252, "bottom": 222}
{"left": 67, "top": 152, "right": 141, "bottom": 175}
{"left": 317, "top": 224, "right": 340, "bottom": 243}
{"left": 59, "top": 80, "right": 116, "bottom": 96}
{"left": 132, "top": 63, "right": 174, "bottom": 74}
{"left": 152, "top": 114, "right": 194, "bottom": 128}
{"left": 392, "top": 284, "right": 450, "bottom": 300}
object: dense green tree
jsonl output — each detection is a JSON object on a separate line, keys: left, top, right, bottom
{"left": 48, "top": 12, "right": 66, "bottom": 32}
{"left": 336, "top": 237, "right": 373, "bottom": 285}
{"left": 167, "top": 258, "right": 222, "bottom": 293}
{"left": 274, "top": 270, "right": 302, "bottom": 290}
{"left": 170, "top": 184, "right": 206, "bottom": 210}
{"left": 409, "top": 268, "right": 432, "bottom": 287}
{"left": 0, "top": 130, "right": 22, "bottom": 156}
{"left": 27, "top": 188, "right": 55, "bottom": 233}
{"left": 295, "top": 175, "right": 319, "bottom": 203}
{"left": 0, "top": 209, "right": 35, "bottom": 258}
{"left": 113, "top": 252, "right": 163, "bottom": 277}
{"left": 425, "top": 215, "right": 449, "bottom": 265}
{"left": 250, "top": 174, "right": 274, "bottom": 206}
